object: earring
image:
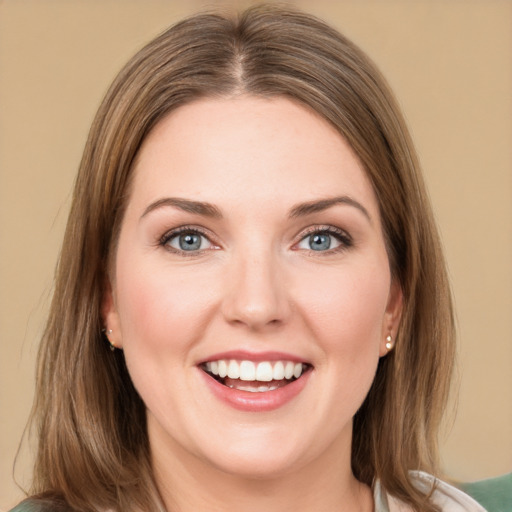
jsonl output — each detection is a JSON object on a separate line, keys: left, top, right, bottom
{"left": 103, "top": 328, "right": 116, "bottom": 351}
{"left": 385, "top": 335, "right": 393, "bottom": 351}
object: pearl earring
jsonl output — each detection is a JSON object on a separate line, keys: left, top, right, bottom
{"left": 103, "top": 328, "right": 116, "bottom": 351}
{"left": 385, "top": 335, "right": 393, "bottom": 351}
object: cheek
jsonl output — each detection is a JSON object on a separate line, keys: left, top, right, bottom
{"left": 115, "top": 256, "right": 218, "bottom": 354}
{"left": 295, "top": 260, "right": 390, "bottom": 421}
{"left": 295, "top": 260, "right": 390, "bottom": 356}
{"left": 113, "top": 256, "right": 222, "bottom": 421}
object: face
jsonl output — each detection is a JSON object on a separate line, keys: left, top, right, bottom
{"left": 104, "top": 96, "right": 402, "bottom": 479}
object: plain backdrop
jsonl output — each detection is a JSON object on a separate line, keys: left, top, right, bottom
{"left": 1, "top": 0, "right": 511, "bottom": 509}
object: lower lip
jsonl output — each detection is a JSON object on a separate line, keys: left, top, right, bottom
{"left": 199, "top": 368, "right": 311, "bottom": 412}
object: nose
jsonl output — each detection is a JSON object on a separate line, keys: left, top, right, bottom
{"left": 221, "top": 249, "right": 291, "bottom": 330}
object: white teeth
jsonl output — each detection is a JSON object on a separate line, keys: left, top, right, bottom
{"left": 227, "top": 360, "right": 240, "bottom": 379}
{"left": 239, "top": 360, "right": 256, "bottom": 381}
{"left": 203, "top": 359, "right": 306, "bottom": 382}
{"left": 238, "top": 383, "right": 279, "bottom": 392}
{"left": 255, "top": 361, "right": 273, "bottom": 381}
{"left": 218, "top": 360, "right": 228, "bottom": 378}
{"left": 273, "top": 361, "right": 285, "bottom": 380}
{"left": 284, "top": 361, "right": 294, "bottom": 379}
{"left": 258, "top": 384, "right": 278, "bottom": 392}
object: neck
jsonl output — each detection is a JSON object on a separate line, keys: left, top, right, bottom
{"left": 150, "top": 420, "right": 373, "bottom": 512}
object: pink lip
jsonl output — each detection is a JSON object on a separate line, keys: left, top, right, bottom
{"left": 198, "top": 350, "right": 308, "bottom": 365}
{"left": 198, "top": 366, "right": 312, "bottom": 412}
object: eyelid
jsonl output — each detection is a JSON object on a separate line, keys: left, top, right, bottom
{"left": 292, "top": 224, "right": 353, "bottom": 251}
{"left": 157, "top": 223, "right": 352, "bottom": 255}
{"left": 159, "top": 225, "right": 220, "bottom": 254}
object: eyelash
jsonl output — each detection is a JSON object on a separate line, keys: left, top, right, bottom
{"left": 294, "top": 225, "right": 353, "bottom": 254}
{"left": 158, "top": 225, "right": 353, "bottom": 255}
{"left": 159, "top": 226, "right": 216, "bottom": 256}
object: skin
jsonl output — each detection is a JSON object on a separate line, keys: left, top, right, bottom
{"left": 104, "top": 96, "right": 402, "bottom": 512}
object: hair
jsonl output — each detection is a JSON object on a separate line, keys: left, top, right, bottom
{"left": 24, "top": 4, "right": 455, "bottom": 512}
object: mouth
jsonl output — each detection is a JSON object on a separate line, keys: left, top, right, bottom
{"left": 200, "top": 359, "right": 312, "bottom": 393}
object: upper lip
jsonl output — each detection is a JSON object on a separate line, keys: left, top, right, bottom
{"left": 197, "top": 350, "right": 311, "bottom": 366}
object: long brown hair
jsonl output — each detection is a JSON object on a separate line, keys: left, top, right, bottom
{"left": 26, "top": 5, "right": 455, "bottom": 511}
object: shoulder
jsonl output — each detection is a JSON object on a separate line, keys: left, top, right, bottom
{"left": 8, "top": 498, "right": 74, "bottom": 512}
{"left": 409, "top": 471, "right": 488, "bottom": 511}
{"left": 458, "top": 473, "right": 512, "bottom": 512}
{"left": 9, "top": 502, "right": 47, "bottom": 512}
{"left": 374, "top": 471, "right": 488, "bottom": 512}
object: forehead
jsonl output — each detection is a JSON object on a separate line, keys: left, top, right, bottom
{"left": 129, "top": 95, "right": 379, "bottom": 218}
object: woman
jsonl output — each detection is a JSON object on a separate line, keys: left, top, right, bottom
{"left": 12, "top": 5, "right": 485, "bottom": 512}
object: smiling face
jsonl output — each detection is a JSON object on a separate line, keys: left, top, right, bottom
{"left": 104, "top": 96, "right": 402, "bottom": 480}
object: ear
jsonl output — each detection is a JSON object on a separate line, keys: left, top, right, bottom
{"left": 379, "top": 278, "right": 403, "bottom": 357}
{"left": 101, "top": 277, "right": 123, "bottom": 349}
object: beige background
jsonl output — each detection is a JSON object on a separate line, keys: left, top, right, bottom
{"left": 1, "top": 0, "right": 511, "bottom": 509}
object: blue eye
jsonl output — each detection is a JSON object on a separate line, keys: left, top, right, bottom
{"left": 296, "top": 228, "right": 351, "bottom": 252}
{"left": 308, "top": 233, "right": 332, "bottom": 251}
{"left": 164, "top": 230, "right": 212, "bottom": 252}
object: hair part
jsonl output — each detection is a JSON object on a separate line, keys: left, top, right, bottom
{"left": 26, "top": 5, "right": 455, "bottom": 511}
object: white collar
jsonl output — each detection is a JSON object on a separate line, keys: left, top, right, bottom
{"left": 373, "top": 471, "right": 487, "bottom": 512}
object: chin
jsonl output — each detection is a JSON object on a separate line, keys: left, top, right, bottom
{"left": 190, "top": 420, "right": 331, "bottom": 481}
{"left": 207, "top": 448, "right": 307, "bottom": 480}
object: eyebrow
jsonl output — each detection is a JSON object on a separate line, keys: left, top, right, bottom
{"left": 141, "top": 195, "right": 370, "bottom": 222}
{"left": 141, "top": 197, "right": 222, "bottom": 219}
{"left": 289, "top": 196, "right": 371, "bottom": 222}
